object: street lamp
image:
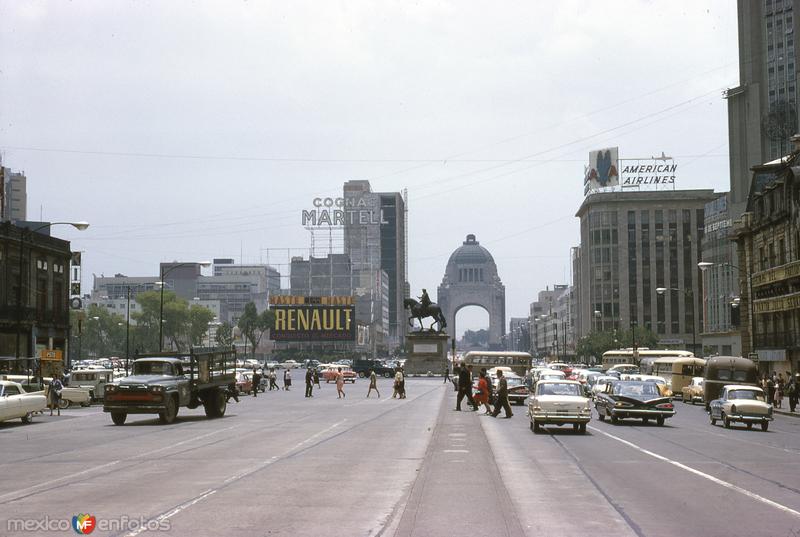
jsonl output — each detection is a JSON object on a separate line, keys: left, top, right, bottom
{"left": 157, "top": 261, "right": 211, "bottom": 351}
{"left": 655, "top": 286, "right": 698, "bottom": 356}
{"left": 15, "top": 221, "right": 89, "bottom": 369}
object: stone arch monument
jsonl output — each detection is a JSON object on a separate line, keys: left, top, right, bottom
{"left": 436, "top": 234, "right": 506, "bottom": 348}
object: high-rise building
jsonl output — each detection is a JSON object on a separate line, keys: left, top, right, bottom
{"left": 575, "top": 189, "right": 719, "bottom": 356}
{"left": 699, "top": 193, "right": 742, "bottom": 357}
{"left": 0, "top": 161, "right": 27, "bottom": 223}
{"left": 343, "top": 180, "right": 407, "bottom": 346}
{"left": 728, "top": 0, "right": 799, "bottom": 215}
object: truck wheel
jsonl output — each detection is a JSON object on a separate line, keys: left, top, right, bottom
{"left": 111, "top": 412, "right": 127, "bottom": 426}
{"left": 384, "top": 372, "right": 392, "bottom": 378}
{"left": 21, "top": 412, "right": 33, "bottom": 424}
{"left": 358, "top": 371, "right": 366, "bottom": 378}
{"left": 58, "top": 398, "right": 70, "bottom": 410}
{"left": 204, "top": 389, "right": 227, "bottom": 418}
{"left": 159, "top": 395, "right": 179, "bottom": 424}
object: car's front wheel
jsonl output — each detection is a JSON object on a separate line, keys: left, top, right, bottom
{"left": 761, "top": 421, "right": 769, "bottom": 432}
{"left": 710, "top": 412, "right": 717, "bottom": 426}
{"left": 21, "top": 412, "right": 33, "bottom": 424}
{"left": 111, "top": 411, "right": 127, "bottom": 426}
{"left": 58, "top": 398, "right": 70, "bottom": 410}
{"left": 723, "top": 412, "right": 731, "bottom": 429}
{"left": 159, "top": 395, "right": 179, "bottom": 424}
{"left": 579, "top": 423, "right": 587, "bottom": 434}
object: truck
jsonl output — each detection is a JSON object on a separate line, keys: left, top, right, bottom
{"left": 103, "top": 347, "right": 236, "bottom": 426}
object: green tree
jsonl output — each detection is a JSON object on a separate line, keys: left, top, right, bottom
{"left": 237, "top": 302, "right": 276, "bottom": 356}
{"left": 215, "top": 321, "right": 234, "bottom": 346}
{"left": 575, "top": 325, "right": 660, "bottom": 363}
{"left": 80, "top": 304, "right": 126, "bottom": 359}
{"left": 188, "top": 304, "right": 216, "bottom": 346}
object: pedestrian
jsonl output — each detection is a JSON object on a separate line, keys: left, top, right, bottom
{"left": 443, "top": 364, "right": 450, "bottom": 384}
{"left": 284, "top": 368, "right": 292, "bottom": 391}
{"left": 367, "top": 369, "right": 380, "bottom": 398}
{"left": 456, "top": 363, "right": 478, "bottom": 411}
{"left": 305, "top": 367, "right": 314, "bottom": 397}
{"left": 491, "top": 369, "right": 513, "bottom": 419}
{"left": 452, "top": 363, "right": 460, "bottom": 392}
{"left": 482, "top": 367, "right": 495, "bottom": 406}
{"left": 269, "top": 368, "right": 279, "bottom": 391}
{"left": 227, "top": 381, "right": 240, "bottom": 403}
{"left": 392, "top": 368, "right": 403, "bottom": 398}
{"left": 789, "top": 373, "right": 800, "bottom": 412}
{"left": 48, "top": 374, "right": 63, "bottom": 416}
{"left": 252, "top": 369, "right": 261, "bottom": 397}
{"left": 767, "top": 375, "right": 776, "bottom": 406}
{"left": 775, "top": 373, "right": 784, "bottom": 408}
{"left": 313, "top": 368, "right": 321, "bottom": 389}
{"left": 336, "top": 367, "right": 346, "bottom": 398}
{"left": 475, "top": 370, "right": 493, "bottom": 415}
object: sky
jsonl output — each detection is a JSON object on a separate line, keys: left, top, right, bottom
{"left": 0, "top": 0, "right": 739, "bottom": 333}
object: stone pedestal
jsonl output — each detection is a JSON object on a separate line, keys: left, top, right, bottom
{"left": 403, "top": 332, "right": 450, "bottom": 375}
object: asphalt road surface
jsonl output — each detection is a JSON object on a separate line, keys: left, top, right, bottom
{"left": 3, "top": 378, "right": 800, "bottom": 537}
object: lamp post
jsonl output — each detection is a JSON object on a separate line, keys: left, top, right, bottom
{"left": 157, "top": 261, "right": 211, "bottom": 351}
{"left": 15, "top": 221, "right": 89, "bottom": 368}
{"left": 656, "top": 286, "right": 698, "bottom": 356}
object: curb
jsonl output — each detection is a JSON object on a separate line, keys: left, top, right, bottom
{"left": 774, "top": 409, "right": 800, "bottom": 418}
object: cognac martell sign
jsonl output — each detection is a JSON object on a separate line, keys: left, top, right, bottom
{"left": 269, "top": 296, "right": 355, "bottom": 341}
{"left": 301, "top": 197, "right": 388, "bottom": 226}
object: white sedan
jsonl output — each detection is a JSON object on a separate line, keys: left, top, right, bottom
{"left": 0, "top": 381, "right": 47, "bottom": 424}
{"left": 529, "top": 380, "right": 592, "bottom": 434}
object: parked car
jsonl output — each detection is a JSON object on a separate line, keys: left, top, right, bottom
{"left": 32, "top": 384, "right": 91, "bottom": 409}
{"left": 709, "top": 385, "right": 773, "bottom": 431}
{"left": 322, "top": 366, "right": 357, "bottom": 383}
{"left": 235, "top": 372, "right": 253, "bottom": 394}
{"left": 529, "top": 380, "right": 591, "bottom": 434}
{"left": 594, "top": 380, "right": 675, "bottom": 426}
{"left": 0, "top": 380, "right": 47, "bottom": 424}
{"left": 69, "top": 369, "right": 114, "bottom": 401}
{"left": 682, "top": 377, "right": 704, "bottom": 404}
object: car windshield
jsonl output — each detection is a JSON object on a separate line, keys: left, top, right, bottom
{"left": 505, "top": 377, "right": 523, "bottom": 387}
{"left": 728, "top": 389, "right": 765, "bottom": 401}
{"left": 614, "top": 382, "right": 660, "bottom": 397}
{"left": 537, "top": 383, "right": 582, "bottom": 396}
{"left": 133, "top": 361, "right": 174, "bottom": 376}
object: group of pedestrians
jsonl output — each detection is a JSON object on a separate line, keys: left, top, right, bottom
{"left": 762, "top": 371, "right": 800, "bottom": 412}
{"left": 452, "top": 362, "right": 512, "bottom": 418}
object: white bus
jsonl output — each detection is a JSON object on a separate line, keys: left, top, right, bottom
{"left": 601, "top": 349, "right": 694, "bottom": 372}
{"left": 462, "top": 351, "right": 532, "bottom": 377}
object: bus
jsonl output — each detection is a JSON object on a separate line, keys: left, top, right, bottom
{"left": 601, "top": 349, "right": 694, "bottom": 372}
{"left": 462, "top": 351, "right": 532, "bottom": 377}
{"left": 652, "top": 357, "right": 706, "bottom": 396}
{"left": 703, "top": 356, "right": 759, "bottom": 409}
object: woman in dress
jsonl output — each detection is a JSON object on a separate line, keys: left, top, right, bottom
{"left": 283, "top": 368, "right": 292, "bottom": 391}
{"left": 475, "top": 370, "right": 493, "bottom": 415}
{"left": 336, "top": 367, "right": 346, "bottom": 399}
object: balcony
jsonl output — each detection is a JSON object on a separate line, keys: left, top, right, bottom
{"left": 754, "top": 331, "right": 800, "bottom": 349}
{"left": 752, "top": 260, "right": 800, "bottom": 288}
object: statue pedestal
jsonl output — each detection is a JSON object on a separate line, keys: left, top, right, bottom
{"left": 403, "top": 332, "right": 450, "bottom": 375}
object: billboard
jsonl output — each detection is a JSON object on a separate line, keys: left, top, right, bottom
{"left": 269, "top": 296, "right": 355, "bottom": 341}
{"left": 584, "top": 147, "right": 619, "bottom": 193}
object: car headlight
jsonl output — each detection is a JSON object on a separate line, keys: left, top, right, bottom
{"left": 106, "top": 385, "right": 117, "bottom": 393}
{"left": 531, "top": 405, "right": 542, "bottom": 411}
{"left": 150, "top": 385, "right": 165, "bottom": 392}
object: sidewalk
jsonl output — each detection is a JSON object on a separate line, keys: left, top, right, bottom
{"left": 773, "top": 396, "right": 800, "bottom": 417}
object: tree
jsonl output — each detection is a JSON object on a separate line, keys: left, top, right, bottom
{"left": 575, "top": 325, "right": 660, "bottom": 362}
{"left": 188, "top": 305, "right": 216, "bottom": 346}
{"left": 237, "top": 302, "right": 276, "bottom": 356}
{"left": 80, "top": 304, "right": 126, "bottom": 360}
{"left": 215, "top": 322, "right": 234, "bottom": 346}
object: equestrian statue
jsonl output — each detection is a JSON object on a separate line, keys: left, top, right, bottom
{"left": 404, "top": 289, "right": 447, "bottom": 332}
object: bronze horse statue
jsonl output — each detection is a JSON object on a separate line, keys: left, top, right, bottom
{"left": 404, "top": 298, "right": 447, "bottom": 332}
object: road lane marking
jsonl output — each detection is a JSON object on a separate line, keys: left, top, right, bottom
{"left": 0, "top": 425, "right": 238, "bottom": 504}
{"left": 124, "top": 489, "right": 218, "bottom": 537}
{"left": 589, "top": 426, "right": 800, "bottom": 519}
{"left": 443, "top": 449, "right": 469, "bottom": 453}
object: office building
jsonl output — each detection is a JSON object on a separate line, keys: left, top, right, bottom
{"left": 699, "top": 193, "right": 742, "bottom": 357}
{"left": 727, "top": 0, "right": 799, "bottom": 216}
{"left": 734, "top": 146, "right": 800, "bottom": 374}
{"left": 575, "top": 189, "right": 719, "bottom": 355}
{"left": 0, "top": 162, "right": 27, "bottom": 223}
{"left": 343, "top": 180, "right": 407, "bottom": 346}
